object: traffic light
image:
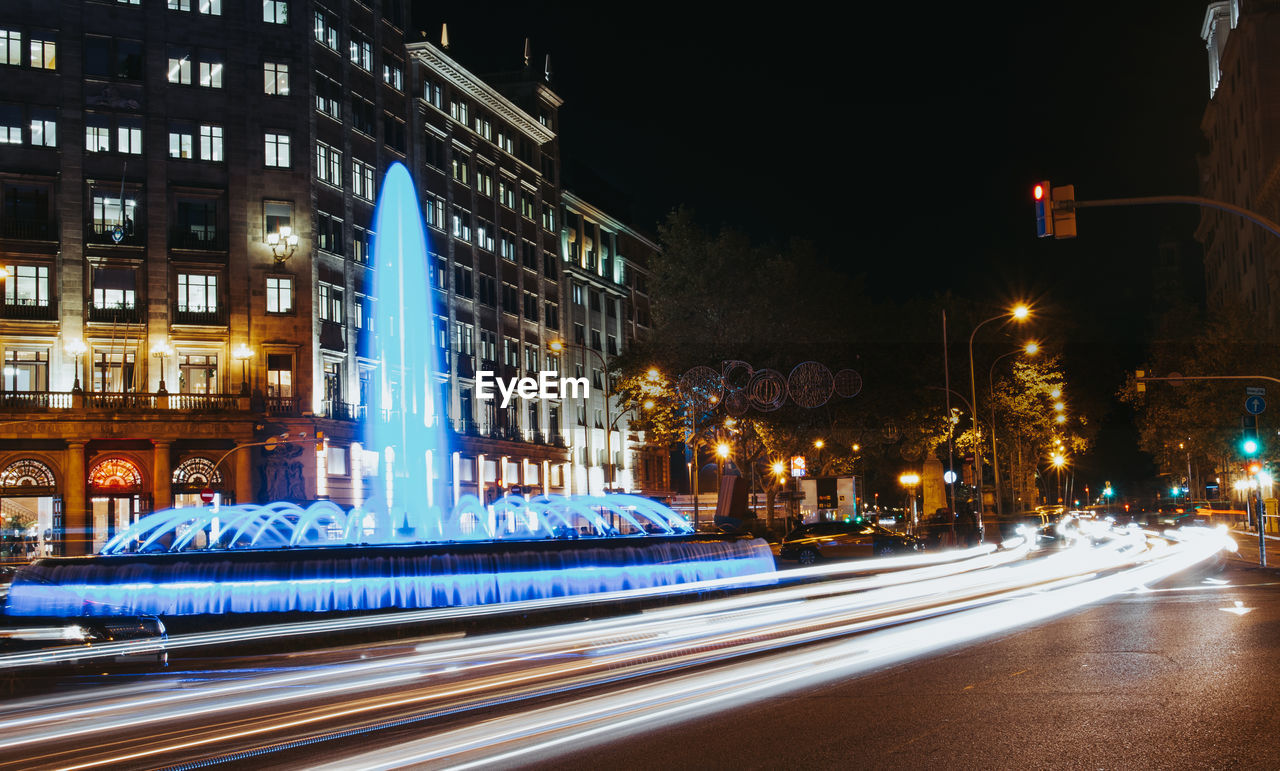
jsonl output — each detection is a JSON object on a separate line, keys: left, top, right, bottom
{"left": 1242, "top": 415, "right": 1260, "bottom": 457}
{"left": 1033, "top": 181, "right": 1078, "bottom": 239}
{"left": 1034, "top": 181, "right": 1053, "bottom": 238}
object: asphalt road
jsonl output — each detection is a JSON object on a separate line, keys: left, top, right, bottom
{"left": 519, "top": 557, "right": 1280, "bottom": 771}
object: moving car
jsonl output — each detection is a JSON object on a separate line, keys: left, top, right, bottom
{"left": 777, "top": 520, "right": 921, "bottom": 565}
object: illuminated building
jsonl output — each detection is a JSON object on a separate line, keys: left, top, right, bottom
{"left": 0, "top": 3, "right": 670, "bottom": 554}
{"left": 1196, "top": 1, "right": 1280, "bottom": 321}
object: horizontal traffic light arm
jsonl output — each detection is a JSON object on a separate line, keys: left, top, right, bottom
{"left": 1066, "top": 194, "right": 1280, "bottom": 239}
{"left": 1135, "top": 374, "right": 1280, "bottom": 387}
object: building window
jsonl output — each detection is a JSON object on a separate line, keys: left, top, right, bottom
{"left": 503, "top": 336, "right": 519, "bottom": 368}
{"left": 520, "top": 192, "right": 535, "bottom": 220}
{"left": 522, "top": 241, "right": 538, "bottom": 270}
{"left": 317, "top": 211, "right": 343, "bottom": 255}
{"left": 4, "top": 350, "right": 48, "bottom": 392}
{"left": 495, "top": 129, "right": 513, "bottom": 154}
{"left": 451, "top": 154, "right": 469, "bottom": 185}
{"left": 352, "top": 97, "right": 375, "bottom": 136}
{"left": 318, "top": 281, "right": 343, "bottom": 322}
{"left": 423, "top": 78, "right": 442, "bottom": 109}
{"left": 265, "top": 132, "right": 290, "bottom": 167}
{"left": 264, "top": 61, "right": 289, "bottom": 95}
{"left": 499, "top": 234, "right": 516, "bottom": 261}
{"left": 264, "top": 200, "right": 292, "bottom": 237}
{"left": 316, "top": 141, "right": 342, "bottom": 185}
{"left": 498, "top": 179, "right": 515, "bottom": 209}
{"left": 167, "top": 46, "right": 191, "bottom": 84}
{"left": 198, "top": 51, "right": 223, "bottom": 88}
{"left": 525, "top": 344, "right": 539, "bottom": 372}
{"left": 199, "top": 0, "right": 222, "bottom": 15}
{"left": 591, "top": 329, "right": 602, "bottom": 351}
{"left": 454, "top": 265, "right": 473, "bottom": 298}
{"left": 1, "top": 30, "right": 21, "bottom": 66}
{"left": 476, "top": 220, "right": 494, "bottom": 251}
{"left": 199, "top": 124, "right": 223, "bottom": 161}
{"left": 175, "top": 198, "right": 218, "bottom": 245}
{"left": 90, "top": 193, "right": 138, "bottom": 238}
{"left": 178, "top": 353, "right": 217, "bottom": 394}
{"left": 266, "top": 276, "right": 292, "bottom": 313}
{"left": 478, "top": 274, "right": 496, "bottom": 306}
{"left": 475, "top": 165, "right": 492, "bottom": 197}
{"left": 83, "top": 35, "right": 143, "bottom": 80}
{"left": 353, "top": 225, "right": 372, "bottom": 265}
{"left": 169, "top": 0, "right": 192, "bottom": 11}
{"left": 29, "top": 32, "right": 55, "bottom": 69}
{"left": 544, "top": 301, "right": 559, "bottom": 329}
{"left": 472, "top": 115, "right": 492, "bottom": 141}
{"left": 501, "top": 283, "right": 518, "bottom": 315}
{"left": 263, "top": 0, "right": 288, "bottom": 24}
{"left": 543, "top": 252, "right": 558, "bottom": 280}
{"left": 168, "top": 122, "right": 193, "bottom": 158}
{"left": 607, "top": 334, "right": 618, "bottom": 356}
{"left": 29, "top": 108, "right": 56, "bottom": 148}
{"left": 92, "top": 267, "right": 137, "bottom": 310}
{"left": 572, "top": 283, "right": 583, "bottom": 305}
{"left": 453, "top": 321, "right": 474, "bottom": 355}
{"left": 479, "top": 330, "right": 496, "bottom": 363}
{"left": 449, "top": 99, "right": 468, "bottom": 125}
{"left": 450, "top": 207, "right": 471, "bottom": 242}
{"left": 382, "top": 57, "right": 403, "bottom": 91}
{"left": 177, "top": 273, "right": 217, "bottom": 312}
{"left": 523, "top": 291, "right": 538, "bottom": 319}
{"left": 421, "top": 194, "right": 443, "bottom": 230}
{"left": 352, "top": 159, "right": 376, "bottom": 202}
{"left": 0, "top": 104, "right": 21, "bottom": 144}
{"left": 92, "top": 351, "right": 136, "bottom": 393}
{"left": 383, "top": 114, "right": 406, "bottom": 153}
{"left": 541, "top": 205, "right": 555, "bottom": 232}
{"left": 573, "top": 323, "right": 585, "bottom": 345}
{"left": 266, "top": 353, "right": 292, "bottom": 397}
{"left": 589, "top": 290, "right": 601, "bottom": 311}
{"left": 313, "top": 10, "right": 339, "bottom": 52}
{"left": 315, "top": 74, "right": 341, "bottom": 119}
{"left": 3, "top": 264, "right": 50, "bottom": 308}
{"left": 116, "top": 116, "right": 142, "bottom": 154}
{"left": 348, "top": 32, "right": 371, "bottom": 71}
{"left": 85, "top": 115, "right": 111, "bottom": 152}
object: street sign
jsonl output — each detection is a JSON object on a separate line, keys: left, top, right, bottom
{"left": 790, "top": 456, "right": 806, "bottom": 477}
{"left": 1246, "top": 395, "right": 1266, "bottom": 415}
{"left": 199, "top": 487, "right": 215, "bottom": 504}
{"left": 264, "top": 436, "right": 279, "bottom": 451}
{"left": 1246, "top": 386, "right": 1266, "bottom": 396}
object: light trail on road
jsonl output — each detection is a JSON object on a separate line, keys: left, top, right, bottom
{"left": 0, "top": 525, "right": 1232, "bottom": 770}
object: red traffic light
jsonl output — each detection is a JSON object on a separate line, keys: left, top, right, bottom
{"left": 1034, "top": 184, "right": 1045, "bottom": 201}
{"left": 1247, "top": 461, "right": 1263, "bottom": 475}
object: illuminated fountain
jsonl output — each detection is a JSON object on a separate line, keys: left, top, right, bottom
{"left": 7, "top": 163, "right": 774, "bottom": 618}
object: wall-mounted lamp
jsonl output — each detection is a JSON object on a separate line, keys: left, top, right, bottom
{"left": 267, "top": 225, "right": 299, "bottom": 263}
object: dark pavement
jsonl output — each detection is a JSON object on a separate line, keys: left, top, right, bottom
{"left": 523, "top": 557, "right": 1280, "bottom": 770}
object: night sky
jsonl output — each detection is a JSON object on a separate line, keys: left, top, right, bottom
{"left": 413, "top": 2, "right": 1217, "bottom": 492}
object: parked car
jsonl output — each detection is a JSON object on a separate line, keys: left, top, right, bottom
{"left": 777, "top": 520, "right": 921, "bottom": 565}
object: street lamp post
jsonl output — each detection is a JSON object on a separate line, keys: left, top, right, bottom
{"left": 987, "top": 341, "right": 1039, "bottom": 518}
{"left": 899, "top": 472, "right": 921, "bottom": 529}
{"left": 150, "top": 341, "right": 174, "bottom": 394}
{"left": 233, "top": 343, "right": 253, "bottom": 396}
{"left": 64, "top": 339, "right": 86, "bottom": 393}
{"left": 549, "top": 339, "right": 614, "bottom": 493}
{"left": 968, "top": 304, "right": 1030, "bottom": 531}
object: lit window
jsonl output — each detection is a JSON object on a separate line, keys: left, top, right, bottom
{"left": 3, "top": 265, "right": 50, "bottom": 307}
{"left": 313, "top": 10, "right": 338, "bottom": 51}
{"left": 167, "top": 47, "right": 191, "bottom": 84}
{"left": 349, "top": 34, "right": 372, "bottom": 71}
{"left": 264, "top": 132, "right": 290, "bottom": 167}
{"left": 199, "top": 0, "right": 222, "bottom": 14}
{"left": 382, "top": 60, "right": 403, "bottom": 91}
{"left": 266, "top": 276, "right": 293, "bottom": 313}
{"left": 316, "top": 141, "right": 342, "bottom": 185}
{"left": 264, "top": 61, "right": 289, "bottom": 95}
{"left": 29, "top": 109, "right": 55, "bottom": 147}
{"left": 318, "top": 281, "right": 343, "bottom": 322}
{"left": 168, "top": 0, "right": 191, "bottom": 10}
{"left": 199, "top": 124, "right": 222, "bottom": 161}
{"left": 29, "top": 35, "right": 55, "bottom": 69}
{"left": 177, "top": 273, "right": 217, "bottom": 312}
{"left": 169, "top": 122, "right": 193, "bottom": 158}
{"left": 198, "top": 54, "right": 223, "bottom": 88}
{"left": 117, "top": 118, "right": 142, "bottom": 154}
{"left": 262, "top": 0, "right": 288, "bottom": 25}
{"left": 352, "top": 159, "right": 376, "bottom": 202}
{"left": 0, "top": 104, "right": 21, "bottom": 144}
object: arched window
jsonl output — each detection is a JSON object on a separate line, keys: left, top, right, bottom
{"left": 88, "top": 458, "right": 143, "bottom": 492}
{"left": 0, "top": 459, "right": 56, "bottom": 490}
{"left": 172, "top": 457, "right": 223, "bottom": 490}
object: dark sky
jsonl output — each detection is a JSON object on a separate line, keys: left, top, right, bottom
{"left": 413, "top": 2, "right": 1216, "bottom": 492}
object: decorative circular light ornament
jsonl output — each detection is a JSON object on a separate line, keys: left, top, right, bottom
{"left": 834, "top": 369, "right": 863, "bottom": 399}
{"left": 788, "top": 361, "right": 834, "bottom": 409}
{"left": 678, "top": 365, "right": 723, "bottom": 411}
{"left": 720, "top": 360, "right": 754, "bottom": 393}
{"left": 747, "top": 369, "right": 788, "bottom": 412}
{"left": 724, "top": 389, "right": 750, "bottom": 417}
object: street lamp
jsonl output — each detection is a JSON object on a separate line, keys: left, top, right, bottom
{"left": 899, "top": 472, "right": 921, "bottom": 528}
{"left": 987, "top": 340, "right": 1040, "bottom": 518}
{"left": 266, "top": 225, "right": 299, "bottom": 263}
{"left": 233, "top": 343, "right": 253, "bottom": 395}
{"left": 150, "top": 341, "right": 174, "bottom": 394}
{"left": 64, "top": 339, "right": 86, "bottom": 393}
{"left": 1050, "top": 452, "right": 1067, "bottom": 505}
{"left": 548, "top": 338, "right": 615, "bottom": 492}
{"left": 969, "top": 304, "right": 1031, "bottom": 527}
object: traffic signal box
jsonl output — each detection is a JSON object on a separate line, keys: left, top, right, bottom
{"left": 1033, "top": 181, "right": 1077, "bottom": 239}
{"left": 1242, "top": 414, "right": 1261, "bottom": 458}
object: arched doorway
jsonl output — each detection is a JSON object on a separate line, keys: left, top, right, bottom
{"left": 171, "top": 456, "right": 228, "bottom": 508}
{"left": 0, "top": 458, "right": 60, "bottom": 557}
{"left": 88, "top": 457, "right": 148, "bottom": 552}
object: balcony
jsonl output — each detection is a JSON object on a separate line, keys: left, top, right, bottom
{"left": 172, "top": 304, "right": 227, "bottom": 326}
{"left": 266, "top": 396, "right": 300, "bottom": 416}
{"left": 0, "top": 218, "right": 56, "bottom": 241}
{"left": 319, "top": 320, "right": 345, "bottom": 352}
{"left": 87, "top": 222, "right": 145, "bottom": 247}
{"left": 88, "top": 302, "right": 144, "bottom": 324}
{"left": 0, "top": 299, "right": 57, "bottom": 321}
{"left": 169, "top": 229, "right": 228, "bottom": 251}
{"left": 0, "top": 390, "right": 246, "bottom": 413}
{"left": 321, "top": 400, "right": 364, "bottom": 421}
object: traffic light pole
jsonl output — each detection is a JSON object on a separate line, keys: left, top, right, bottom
{"left": 1061, "top": 194, "right": 1280, "bottom": 240}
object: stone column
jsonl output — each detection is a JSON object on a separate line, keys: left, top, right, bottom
{"left": 152, "top": 440, "right": 172, "bottom": 511}
{"left": 235, "top": 445, "right": 254, "bottom": 505}
{"left": 64, "top": 441, "right": 88, "bottom": 556}
{"left": 923, "top": 456, "right": 946, "bottom": 517}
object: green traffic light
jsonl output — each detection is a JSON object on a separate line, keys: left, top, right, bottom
{"left": 1243, "top": 438, "right": 1260, "bottom": 456}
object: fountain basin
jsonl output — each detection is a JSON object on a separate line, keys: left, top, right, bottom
{"left": 6, "top": 534, "right": 776, "bottom": 617}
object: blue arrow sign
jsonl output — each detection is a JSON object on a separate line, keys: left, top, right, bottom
{"left": 1246, "top": 395, "right": 1266, "bottom": 415}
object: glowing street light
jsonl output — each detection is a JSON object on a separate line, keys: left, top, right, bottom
{"left": 814, "top": 439, "right": 824, "bottom": 449}
{"left": 1055, "top": 414, "right": 1067, "bottom": 425}
{"left": 151, "top": 341, "right": 174, "bottom": 394}
{"left": 64, "top": 338, "right": 87, "bottom": 393}
{"left": 1054, "top": 402, "right": 1065, "bottom": 412}
{"left": 233, "top": 343, "right": 253, "bottom": 395}
{"left": 716, "top": 442, "right": 731, "bottom": 459}
{"left": 899, "top": 472, "right": 922, "bottom": 527}
{"left": 969, "top": 303, "right": 1033, "bottom": 524}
